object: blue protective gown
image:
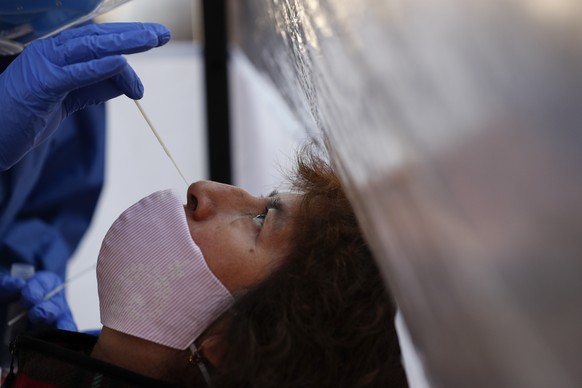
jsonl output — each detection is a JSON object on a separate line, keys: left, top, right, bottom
{"left": 0, "top": 55, "right": 105, "bottom": 281}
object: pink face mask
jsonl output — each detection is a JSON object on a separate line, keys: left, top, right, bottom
{"left": 96, "top": 190, "right": 234, "bottom": 350}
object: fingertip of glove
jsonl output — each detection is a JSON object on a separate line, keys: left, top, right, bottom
{"left": 0, "top": 276, "right": 25, "bottom": 290}
{"left": 21, "top": 286, "right": 43, "bottom": 305}
{"left": 145, "top": 23, "right": 171, "bottom": 46}
{"left": 159, "top": 29, "right": 172, "bottom": 46}
{"left": 127, "top": 80, "right": 144, "bottom": 100}
{"left": 29, "top": 307, "right": 55, "bottom": 323}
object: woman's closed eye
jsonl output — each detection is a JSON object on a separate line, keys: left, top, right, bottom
{"left": 253, "top": 209, "right": 268, "bottom": 228}
{"left": 253, "top": 194, "right": 282, "bottom": 229}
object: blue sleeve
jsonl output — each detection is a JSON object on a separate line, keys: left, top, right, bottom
{"left": 0, "top": 105, "right": 105, "bottom": 280}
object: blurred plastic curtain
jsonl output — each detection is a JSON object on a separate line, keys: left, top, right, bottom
{"left": 0, "top": 0, "right": 132, "bottom": 55}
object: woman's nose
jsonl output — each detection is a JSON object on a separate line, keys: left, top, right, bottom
{"left": 187, "top": 181, "right": 257, "bottom": 220}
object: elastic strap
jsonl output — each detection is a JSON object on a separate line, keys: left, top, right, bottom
{"left": 189, "top": 343, "right": 213, "bottom": 387}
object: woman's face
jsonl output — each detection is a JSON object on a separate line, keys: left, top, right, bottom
{"left": 184, "top": 181, "right": 300, "bottom": 294}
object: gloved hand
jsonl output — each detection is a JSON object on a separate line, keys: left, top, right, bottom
{"left": 0, "top": 22, "right": 171, "bottom": 171}
{"left": 0, "top": 271, "right": 77, "bottom": 331}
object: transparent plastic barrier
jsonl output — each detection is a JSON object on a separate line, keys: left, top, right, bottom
{"left": 0, "top": 0, "right": 132, "bottom": 55}
{"left": 235, "top": 0, "right": 582, "bottom": 387}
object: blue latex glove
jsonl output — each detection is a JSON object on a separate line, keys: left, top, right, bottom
{"left": 0, "top": 22, "right": 171, "bottom": 170}
{"left": 0, "top": 271, "right": 77, "bottom": 331}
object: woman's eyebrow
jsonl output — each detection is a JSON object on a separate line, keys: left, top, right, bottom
{"left": 259, "top": 190, "right": 278, "bottom": 200}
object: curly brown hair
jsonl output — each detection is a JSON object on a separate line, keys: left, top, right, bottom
{"left": 209, "top": 147, "right": 408, "bottom": 388}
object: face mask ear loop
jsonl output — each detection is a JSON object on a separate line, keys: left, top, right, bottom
{"left": 189, "top": 342, "right": 213, "bottom": 387}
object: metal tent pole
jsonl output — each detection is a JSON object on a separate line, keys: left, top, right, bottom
{"left": 202, "top": 0, "right": 231, "bottom": 184}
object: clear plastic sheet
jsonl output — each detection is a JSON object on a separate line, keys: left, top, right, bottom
{"left": 0, "top": 0, "right": 132, "bottom": 55}
{"left": 235, "top": 0, "right": 582, "bottom": 386}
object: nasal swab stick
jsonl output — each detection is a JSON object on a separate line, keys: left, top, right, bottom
{"left": 7, "top": 264, "right": 97, "bottom": 327}
{"left": 133, "top": 100, "right": 189, "bottom": 187}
